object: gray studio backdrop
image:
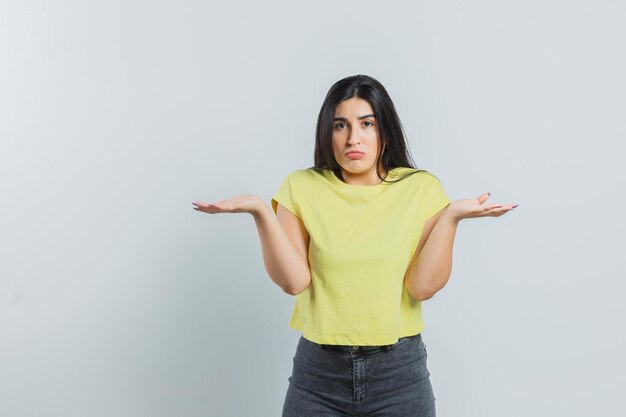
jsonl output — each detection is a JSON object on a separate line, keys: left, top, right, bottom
{"left": 1, "top": 1, "right": 624, "bottom": 416}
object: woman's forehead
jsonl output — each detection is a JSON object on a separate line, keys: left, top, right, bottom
{"left": 334, "top": 97, "right": 374, "bottom": 117}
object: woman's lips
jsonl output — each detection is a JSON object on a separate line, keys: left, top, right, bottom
{"left": 346, "top": 151, "right": 365, "bottom": 159}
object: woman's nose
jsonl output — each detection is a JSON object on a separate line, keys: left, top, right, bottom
{"left": 347, "top": 130, "right": 360, "bottom": 145}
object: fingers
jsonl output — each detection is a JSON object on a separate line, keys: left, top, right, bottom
{"left": 483, "top": 204, "right": 518, "bottom": 217}
{"left": 192, "top": 201, "right": 219, "bottom": 214}
{"left": 477, "top": 192, "right": 491, "bottom": 205}
{"left": 483, "top": 204, "right": 503, "bottom": 211}
{"left": 192, "top": 200, "right": 236, "bottom": 214}
{"left": 192, "top": 201, "right": 219, "bottom": 208}
{"left": 477, "top": 192, "right": 519, "bottom": 213}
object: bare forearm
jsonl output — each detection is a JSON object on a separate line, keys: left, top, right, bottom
{"left": 405, "top": 210, "right": 459, "bottom": 300}
{"left": 252, "top": 204, "right": 311, "bottom": 295}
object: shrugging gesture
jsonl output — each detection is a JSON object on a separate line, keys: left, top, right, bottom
{"left": 404, "top": 192, "right": 518, "bottom": 301}
{"left": 193, "top": 195, "right": 311, "bottom": 296}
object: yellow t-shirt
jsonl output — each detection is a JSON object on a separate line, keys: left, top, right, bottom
{"left": 271, "top": 167, "right": 451, "bottom": 346}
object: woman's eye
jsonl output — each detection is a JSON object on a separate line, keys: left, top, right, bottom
{"left": 335, "top": 122, "right": 346, "bottom": 129}
{"left": 363, "top": 121, "right": 373, "bottom": 127}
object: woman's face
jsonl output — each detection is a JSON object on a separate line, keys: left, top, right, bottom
{"left": 331, "top": 97, "right": 384, "bottom": 185}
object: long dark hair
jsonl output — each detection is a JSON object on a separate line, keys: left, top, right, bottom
{"left": 312, "top": 74, "right": 424, "bottom": 183}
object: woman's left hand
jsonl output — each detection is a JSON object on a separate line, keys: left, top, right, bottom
{"left": 444, "top": 193, "right": 518, "bottom": 222}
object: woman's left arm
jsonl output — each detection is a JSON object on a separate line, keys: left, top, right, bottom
{"left": 404, "top": 193, "right": 517, "bottom": 301}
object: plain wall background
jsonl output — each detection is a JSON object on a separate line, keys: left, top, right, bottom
{"left": 1, "top": 0, "right": 624, "bottom": 416}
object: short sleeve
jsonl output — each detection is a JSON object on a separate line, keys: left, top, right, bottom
{"left": 271, "top": 173, "right": 302, "bottom": 219}
{"left": 423, "top": 175, "right": 451, "bottom": 220}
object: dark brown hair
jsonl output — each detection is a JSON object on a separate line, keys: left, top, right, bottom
{"left": 312, "top": 74, "right": 424, "bottom": 183}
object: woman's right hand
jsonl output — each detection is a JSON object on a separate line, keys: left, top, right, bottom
{"left": 192, "top": 194, "right": 264, "bottom": 215}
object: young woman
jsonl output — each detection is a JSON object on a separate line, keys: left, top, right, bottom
{"left": 193, "top": 75, "right": 517, "bottom": 416}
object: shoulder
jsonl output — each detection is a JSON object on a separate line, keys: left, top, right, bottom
{"left": 284, "top": 167, "right": 329, "bottom": 184}
{"left": 387, "top": 167, "right": 443, "bottom": 185}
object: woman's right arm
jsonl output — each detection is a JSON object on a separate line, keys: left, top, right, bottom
{"left": 193, "top": 195, "right": 311, "bottom": 295}
{"left": 252, "top": 202, "right": 311, "bottom": 295}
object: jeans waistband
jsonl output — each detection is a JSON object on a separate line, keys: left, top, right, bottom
{"left": 318, "top": 334, "right": 419, "bottom": 353}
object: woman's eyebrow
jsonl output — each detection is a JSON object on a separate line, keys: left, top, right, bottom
{"left": 333, "top": 114, "right": 376, "bottom": 121}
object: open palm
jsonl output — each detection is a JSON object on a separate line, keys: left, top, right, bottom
{"left": 446, "top": 193, "right": 518, "bottom": 221}
{"left": 192, "top": 194, "right": 261, "bottom": 214}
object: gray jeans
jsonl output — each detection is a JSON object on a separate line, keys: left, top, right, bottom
{"left": 282, "top": 333, "right": 436, "bottom": 416}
